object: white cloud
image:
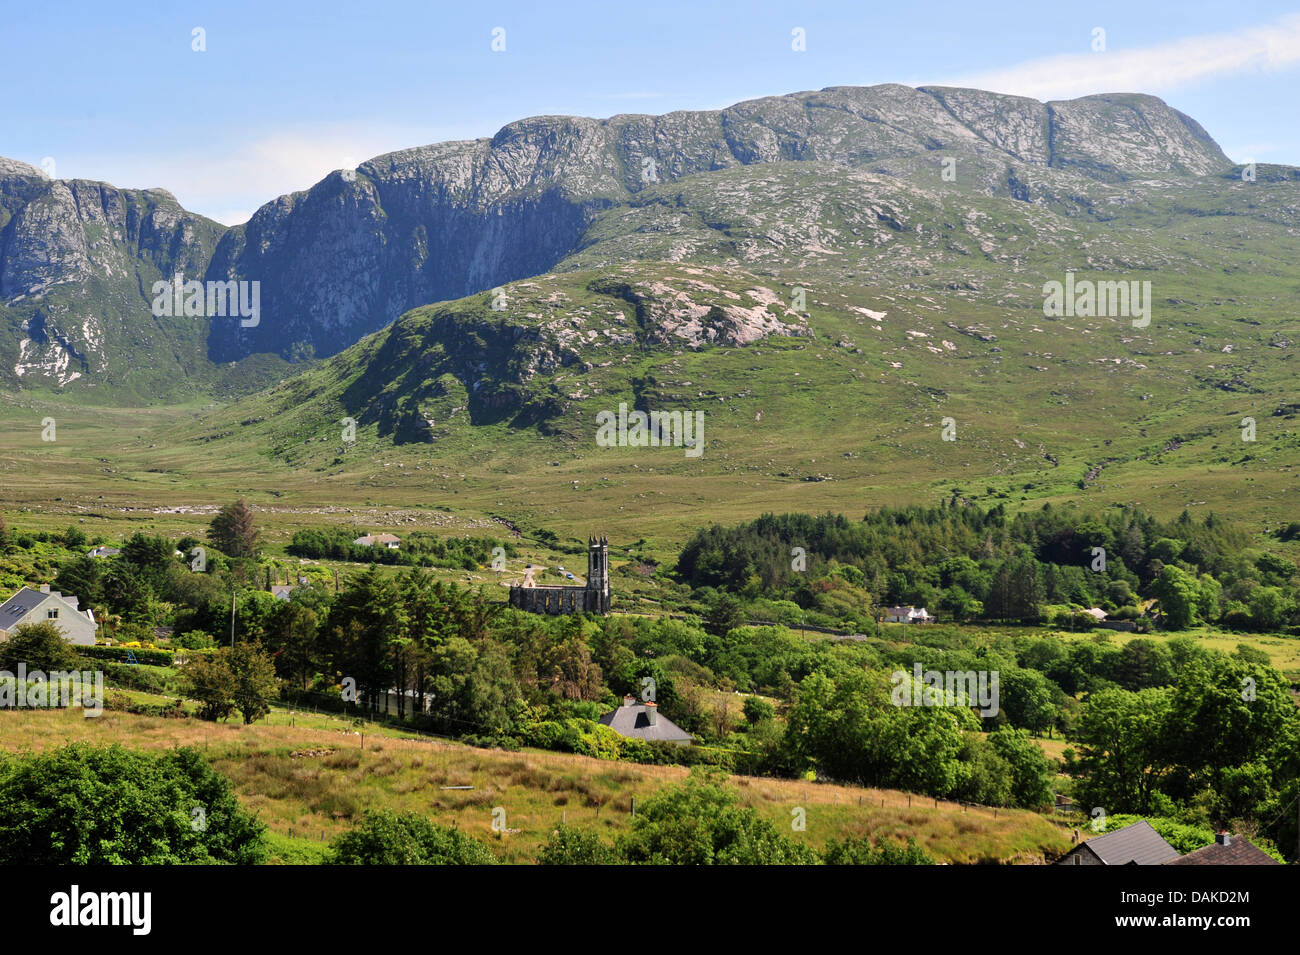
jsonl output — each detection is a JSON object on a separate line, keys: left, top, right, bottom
{"left": 949, "top": 14, "right": 1300, "bottom": 101}
{"left": 68, "top": 123, "right": 469, "bottom": 225}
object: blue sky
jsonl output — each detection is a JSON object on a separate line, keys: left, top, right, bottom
{"left": 5, "top": 1, "right": 1298, "bottom": 224}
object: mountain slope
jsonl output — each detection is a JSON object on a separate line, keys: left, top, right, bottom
{"left": 0, "top": 84, "right": 1238, "bottom": 395}
{"left": 205, "top": 85, "right": 1231, "bottom": 363}
{"left": 0, "top": 159, "right": 291, "bottom": 400}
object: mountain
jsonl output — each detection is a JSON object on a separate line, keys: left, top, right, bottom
{"left": 3, "top": 83, "right": 1298, "bottom": 537}
{"left": 203, "top": 86, "right": 1230, "bottom": 363}
{"left": 0, "top": 85, "right": 1242, "bottom": 397}
{"left": 0, "top": 158, "right": 292, "bottom": 400}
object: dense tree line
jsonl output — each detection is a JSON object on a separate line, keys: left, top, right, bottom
{"left": 677, "top": 501, "right": 1297, "bottom": 632}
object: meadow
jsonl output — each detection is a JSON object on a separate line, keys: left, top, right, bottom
{"left": 0, "top": 704, "right": 1071, "bottom": 865}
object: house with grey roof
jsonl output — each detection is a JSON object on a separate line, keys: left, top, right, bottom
{"left": 1165, "top": 832, "right": 1279, "bottom": 866}
{"left": 0, "top": 585, "right": 97, "bottom": 646}
{"left": 1056, "top": 820, "right": 1180, "bottom": 866}
{"left": 599, "top": 695, "right": 693, "bottom": 745}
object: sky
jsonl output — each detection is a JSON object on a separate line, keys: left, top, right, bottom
{"left": 4, "top": 1, "right": 1299, "bottom": 225}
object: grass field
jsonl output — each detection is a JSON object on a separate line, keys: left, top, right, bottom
{"left": 2, "top": 251, "right": 1299, "bottom": 573}
{"left": 0, "top": 705, "right": 1073, "bottom": 864}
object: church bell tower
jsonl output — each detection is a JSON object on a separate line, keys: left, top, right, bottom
{"left": 585, "top": 535, "right": 610, "bottom": 613}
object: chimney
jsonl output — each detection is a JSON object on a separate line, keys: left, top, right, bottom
{"left": 623, "top": 694, "right": 635, "bottom": 708}
{"left": 644, "top": 701, "right": 658, "bottom": 726}
{"left": 1216, "top": 831, "right": 1231, "bottom": 846}
{"left": 39, "top": 584, "right": 50, "bottom": 594}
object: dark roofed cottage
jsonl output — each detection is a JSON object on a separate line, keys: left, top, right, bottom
{"left": 599, "top": 695, "right": 693, "bottom": 745}
{"left": 1165, "top": 832, "right": 1279, "bottom": 866}
{"left": 1056, "top": 820, "right": 1180, "bottom": 866}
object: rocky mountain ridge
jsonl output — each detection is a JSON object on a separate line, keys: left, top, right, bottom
{"left": 0, "top": 85, "right": 1241, "bottom": 395}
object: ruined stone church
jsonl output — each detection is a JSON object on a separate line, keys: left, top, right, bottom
{"left": 509, "top": 536, "right": 611, "bottom": 615}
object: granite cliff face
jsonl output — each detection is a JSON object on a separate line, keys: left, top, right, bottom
{"left": 203, "top": 85, "right": 1230, "bottom": 364}
{"left": 0, "top": 158, "right": 224, "bottom": 395}
{"left": 0, "top": 84, "right": 1236, "bottom": 393}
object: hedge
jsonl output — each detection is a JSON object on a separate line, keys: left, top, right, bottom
{"left": 77, "top": 645, "right": 175, "bottom": 666}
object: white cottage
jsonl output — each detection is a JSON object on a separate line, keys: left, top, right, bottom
{"left": 0, "top": 585, "right": 97, "bottom": 646}
{"left": 883, "top": 605, "right": 933, "bottom": 624}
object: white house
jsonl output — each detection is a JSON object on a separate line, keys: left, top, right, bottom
{"left": 884, "top": 605, "right": 933, "bottom": 624}
{"left": 87, "top": 546, "right": 120, "bottom": 559}
{"left": 353, "top": 533, "right": 400, "bottom": 550}
{"left": 0, "top": 585, "right": 97, "bottom": 646}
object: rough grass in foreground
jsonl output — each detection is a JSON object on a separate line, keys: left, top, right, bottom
{"left": 0, "top": 706, "right": 1070, "bottom": 864}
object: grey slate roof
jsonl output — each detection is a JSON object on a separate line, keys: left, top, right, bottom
{"left": 0, "top": 587, "right": 48, "bottom": 624}
{"left": 1071, "top": 820, "right": 1181, "bottom": 865}
{"left": 598, "top": 702, "right": 693, "bottom": 743}
{"left": 1166, "top": 837, "right": 1279, "bottom": 866}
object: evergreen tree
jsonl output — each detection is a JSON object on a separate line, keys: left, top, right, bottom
{"left": 208, "top": 499, "right": 259, "bottom": 557}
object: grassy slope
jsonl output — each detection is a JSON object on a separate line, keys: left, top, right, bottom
{"left": 0, "top": 169, "right": 1297, "bottom": 562}
{"left": 0, "top": 705, "right": 1070, "bottom": 864}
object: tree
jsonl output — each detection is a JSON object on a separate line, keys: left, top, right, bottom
{"left": 0, "top": 744, "right": 266, "bottom": 864}
{"left": 228, "top": 641, "right": 279, "bottom": 724}
{"left": 1166, "top": 655, "right": 1295, "bottom": 804}
{"left": 326, "top": 810, "right": 497, "bottom": 865}
{"left": 1115, "top": 639, "right": 1174, "bottom": 690}
{"left": 0, "top": 621, "right": 80, "bottom": 673}
{"left": 988, "top": 556, "right": 1043, "bottom": 622}
{"left": 742, "top": 696, "right": 775, "bottom": 726}
{"left": 62, "top": 525, "right": 87, "bottom": 549}
{"left": 102, "top": 559, "right": 155, "bottom": 625}
{"left": 998, "top": 668, "right": 1056, "bottom": 734}
{"left": 328, "top": 568, "right": 404, "bottom": 712}
{"left": 53, "top": 556, "right": 103, "bottom": 608}
{"left": 988, "top": 728, "right": 1054, "bottom": 808}
{"left": 939, "top": 585, "right": 983, "bottom": 622}
{"left": 705, "top": 593, "right": 746, "bottom": 637}
{"left": 615, "top": 770, "right": 819, "bottom": 865}
{"left": 1152, "top": 565, "right": 1201, "bottom": 630}
{"left": 1247, "top": 586, "right": 1292, "bottom": 632}
{"left": 120, "top": 532, "right": 174, "bottom": 575}
{"left": 782, "top": 669, "right": 977, "bottom": 798}
{"left": 265, "top": 601, "right": 320, "bottom": 690}
{"left": 536, "top": 616, "right": 604, "bottom": 701}
{"left": 1075, "top": 687, "right": 1173, "bottom": 814}
{"left": 182, "top": 651, "right": 237, "bottom": 721}
{"left": 208, "top": 499, "right": 259, "bottom": 558}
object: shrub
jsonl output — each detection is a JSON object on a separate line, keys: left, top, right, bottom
{"left": 175, "top": 630, "right": 216, "bottom": 650}
{"left": 823, "top": 836, "right": 934, "bottom": 865}
{"left": 615, "top": 770, "right": 819, "bottom": 865}
{"left": 537, "top": 825, "right": 620, "bottom": 865}
{"left": 0, "top": 621, "right": 81, "bottom": 673}
{"left": 326, "top": 810, "right": 497, "bottom": 865}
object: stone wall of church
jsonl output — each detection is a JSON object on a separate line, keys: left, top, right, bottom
{"left": 509, "top": 537, "right": 611, "bottom": 615}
